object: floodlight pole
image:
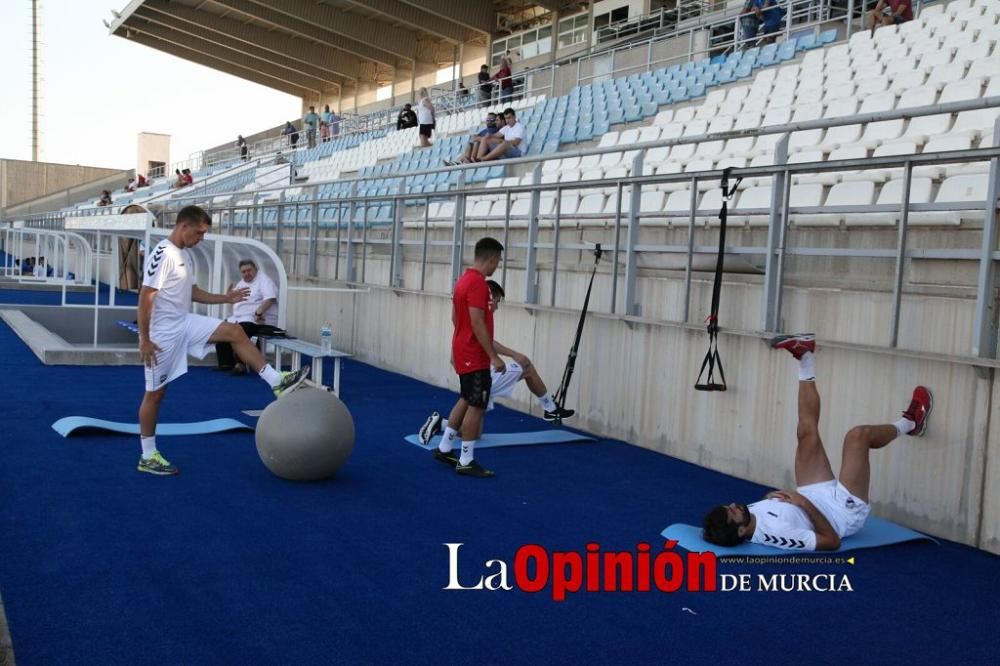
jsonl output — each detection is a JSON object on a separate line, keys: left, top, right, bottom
{"left": 32, "top": 0, "right": 40, "bottom": 161}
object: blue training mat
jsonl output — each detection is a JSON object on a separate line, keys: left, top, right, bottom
{"left": 52, "top": 416, "right": 254, "bottom": 438}
{"left": 405, "top": 430, "right": 594, "bottom": 450}
{"left": 661, "top": 516, "right": 937, "bottom": 555}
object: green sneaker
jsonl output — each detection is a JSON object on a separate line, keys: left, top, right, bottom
{"left": 455, "top": 459, "right": 495, "bottom": 478}
{"left": 274, "top": 367, "right": 310, "bottom": 398}
{"left": 137, "top": 451, "right": 179, "bottom": 476}
{"left": 433, "top": 449, "right": 459, "bottom": 467}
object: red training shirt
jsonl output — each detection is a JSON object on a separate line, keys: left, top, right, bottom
{"left": 452, "top": 268, "right": 494, "bottom": 374}
{"left": 887, "top": 0, "right": 913, "bottom": 21}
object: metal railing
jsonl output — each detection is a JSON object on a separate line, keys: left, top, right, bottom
{"left": 105, "top": 96, "right": 1000, "bottom": 365}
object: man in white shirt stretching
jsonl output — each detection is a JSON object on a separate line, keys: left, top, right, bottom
{"left": 138, "top": 206, "right": 309, "bottom": 476}
{"left": 702, "top": 333, "right": 932, "bottom": 551}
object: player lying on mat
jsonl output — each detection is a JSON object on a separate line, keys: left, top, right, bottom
{"left": 702, "top": 333, "right": 932, "bottom": 551}
{"left": 421, "top": 276, "right": 575, "bottom": 477}
{"left": 137, "top": 205, "right": 310, "bottom": 476}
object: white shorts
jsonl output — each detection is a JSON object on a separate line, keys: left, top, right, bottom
{"left": 798, "top": 479, "right": 871, "bottom": 538}
{"left": 486, "top": 361, "right": 524, "bottom": 410}
{"left": 144, "top": 313, "right": 223, "bottom": 392}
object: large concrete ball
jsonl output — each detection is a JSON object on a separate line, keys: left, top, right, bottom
{"left": 255, "top": 387, "right": 355, "bottom": 481}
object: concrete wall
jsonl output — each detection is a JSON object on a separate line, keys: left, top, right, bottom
{"left": 136, "top": 133, "right": 170, "bottom": 178}
{"left": 1, "top": 159, "right": 126, "bottom": 217}
{"left": 272, "top": 248, "right": 1000, "bottom": 554}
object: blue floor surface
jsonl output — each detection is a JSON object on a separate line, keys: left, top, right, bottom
{"left": 0, "top": 284, "right": 138, "bottom": 306}
{"left": 0, "top": 319, "right": 997, "bottom": 664}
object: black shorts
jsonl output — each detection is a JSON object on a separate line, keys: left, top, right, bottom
{"left": 419, "top": 124, "right": 434, "bottom": 138}
{"left": 459, "top": 369, "right": 492, "bottom": 409}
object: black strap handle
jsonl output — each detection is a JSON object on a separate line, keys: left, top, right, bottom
{"left": 695, "top": 168, "right": 741, "bottom": 392}
{"left": 553, "top": 244, "right": 603, "bottom": 422}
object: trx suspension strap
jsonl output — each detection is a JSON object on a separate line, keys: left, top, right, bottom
{"left": 695, "top": 167, "right": 742, "bottom": 392}
{"left": 553, "top": 244, "right": 603, "bottom": 424}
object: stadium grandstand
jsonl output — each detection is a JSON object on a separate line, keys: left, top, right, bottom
{"left": 1, "top": 0, "right": 999, "bottom": 662}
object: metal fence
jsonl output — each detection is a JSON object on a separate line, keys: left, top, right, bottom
{"left": 115, "top": 96, "right": 1000, "bottom": 367}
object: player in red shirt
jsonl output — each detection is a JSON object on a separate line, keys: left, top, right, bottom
{"left": 418, "top": 279, "right": 576, "bottom": 460}
{"left": 433, "top": 237, "right": 505, "bottom": 477}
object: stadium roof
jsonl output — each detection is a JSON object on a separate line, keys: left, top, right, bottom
{"left": 107, "top": 0, "right": 583, "bottom": 97}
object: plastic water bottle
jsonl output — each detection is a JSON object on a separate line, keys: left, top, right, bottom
{"left": 320, "top": 322, "right": 332, "bottom": 354}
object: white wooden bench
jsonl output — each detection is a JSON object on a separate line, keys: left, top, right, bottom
{"left": 267, "top": 338, "right": 351, "bottom": 396}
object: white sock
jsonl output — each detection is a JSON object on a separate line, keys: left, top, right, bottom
{"left": 459, "top": 440, "right": 476, "bottom": 466}
{"left": 439, "top": 426, "right": 459, "bottom": 453}
{"left": 140, "top": 436, "right": 157, "bottom": 459}
{"left": 259, "top": 364, "right": 282, "bottom": 387}
{"left": 894, "top": 417, "right": 915, "bottom": 437}
{"left": 798, "top": 351, "right": 816, "bottom": 382}
{"left": 539, "top": 393, "right": 557, "bottom": 412}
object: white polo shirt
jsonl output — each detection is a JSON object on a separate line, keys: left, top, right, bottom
{"left": 229, "top": 271, "right": 279, "bottom": 326}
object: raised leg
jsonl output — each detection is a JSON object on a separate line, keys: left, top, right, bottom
{"left": 208, "top": 322, "right": 266, "bottom": 372}
{"left": 794, "top": 379, "right": 836, "bottom": 487}
{"left": 838, "top": 425, "right": 898, "bottom": 502}
{"left": 839, "top": 386, "right": 932, "bottom": 502}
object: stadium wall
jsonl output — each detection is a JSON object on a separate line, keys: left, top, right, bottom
{"left": 280, "top": 254, "right": 1000, "bottom": 554}
{"left": 0, "top": 159, "right": 126, "bottom": 218}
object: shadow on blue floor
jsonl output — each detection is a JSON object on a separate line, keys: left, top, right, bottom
{"left": 0, "top": 320, "right": 996, "bottom": 664}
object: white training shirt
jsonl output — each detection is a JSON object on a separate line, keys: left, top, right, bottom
{"left": 499, "top": 121, "right": 525, "bottom": 144}
{"left": 748, "top": 499, "right": 818, "bottom": 551}
{"left": 230, "top": 272, "right": 279, "bottom": 326}
{"left": 142, "top": 239, "right": 194, "bottom": 340}
{"left": 416, "top": 98, "right": 434, "bottom": 125}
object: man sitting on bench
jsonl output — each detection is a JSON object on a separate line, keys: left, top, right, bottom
{"left": 216, "top": 259, "right": 280, "bottom": 373}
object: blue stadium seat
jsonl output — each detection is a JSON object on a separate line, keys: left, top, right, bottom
{"left": 756, "top": 43, "right": 779, "bottom": 67}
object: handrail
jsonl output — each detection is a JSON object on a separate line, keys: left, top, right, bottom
{"left": 149, "top": 95, "right": 1000, "bottom": 209}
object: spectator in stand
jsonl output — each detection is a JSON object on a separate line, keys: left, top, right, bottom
{"left": 397, "top": 104, "right": 418, "bottom": 131}
{"left": 304, "top": 106, "right": 320, "bottom": 149}
{"left": 416, "top": 88, "right": 435, "bottom": 148}
{"left": 97, "top": 190, "right": 113, "bottom": 206}
{"left": 329, "top": 109, "right": 340, "bottom": 136}
{"left": 237, "top": 134, "right": 248, "bottom": 160}
{"left": 739, "top": 0, "right": 761, "bottom": 48}
{"left": 125, "top": 178, "right": 136, "bottom": 193}
{"left": 171, "top": 169, "right": 185, "bottom": 188}
{"left": 444, "top": 112, "right": 500, "bottom": 165}
{"left": 478, "top": 64, "right": 492, "bottom": 107}
{"left": 283, "top": 121, "right": 299, "bottom": 149}
{"left": 136, "top": 174, "right": 148, "bottom": 188}
{"left": 182, "top": 169, "right": 193, "bottom": 186}
{"left": 869, "top": 0, "right": 913, "bottom": 36}
{"left": 458, "top": 81, "right": 470, "bottom": 107}
{"left": 757, "top": 0, "right": 785, "bottom": 45}
{"left": 34, "top": 257, "right": 48, "bottom": 278}
{"left": 321, "top": 105, "right": 333, "bottom": 143}
{"left": 476, "top": 107, "right": 525, "bottom": 162}
{"left": 493, "top": 57, "right": 514, "bottom": 105}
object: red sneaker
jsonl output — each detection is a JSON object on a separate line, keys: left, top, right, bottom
{"left": 769, "top": 333, "right": 816, "bottom": 359}
{"left": 902, "top": 386, "right": 933, "bottom": 436}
